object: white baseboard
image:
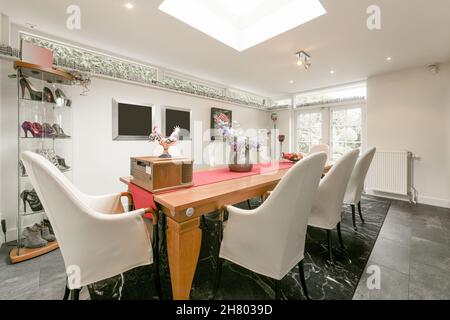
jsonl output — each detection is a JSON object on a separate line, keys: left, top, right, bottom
{"left": 366, "top": 191, "right": 450, "bottom": 209}
{"left": 417, "top": 195, "right": 450, "bottom": 209}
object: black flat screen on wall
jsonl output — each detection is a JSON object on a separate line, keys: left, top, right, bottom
{"left": 165, "top": 108, "right": 191, "bottom": 140}
{"left": 117, "top": 103, "right": 152, "bottom": 137}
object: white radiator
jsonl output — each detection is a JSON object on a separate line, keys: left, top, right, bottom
{"left": 366, "top": 150, "right": 417, "bottom": 202}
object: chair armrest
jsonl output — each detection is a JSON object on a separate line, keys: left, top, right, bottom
{"left": 98, "top": 207, "right": 157, "bottom": 223}
{"left": 82, "top": 192, "right": 127, "bottom": 214}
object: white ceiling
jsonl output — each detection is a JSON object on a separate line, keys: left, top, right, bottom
{"left": 1, "top": 0, "right": 449, "bottom": 97}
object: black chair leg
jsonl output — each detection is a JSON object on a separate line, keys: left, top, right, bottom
{"left": 337, "top": 223, "right": 345, "bottom": 249}
{"left": 358, "top": 202, "right": 365, "bottom": 223}
{"left": 351, "top": 205, "right": 357, "bottom": 230}
{"left": 298, "top": 260, "right": 310, "bottom": 300}
{"left": 211, "top": 210, "right": 225, "bottom": 300}
{"left": 153, "top": 221, "right": 163, "bottom": 300}
{"left": 274, "top": 280, "right": 281, "bottom": 300}
{"left": 212, "top": 258, "right": 223, "bottom": 300}
{"left": 71, "top": 288, "right": 80, "bottom": 300}
{"left": 63, "top": 280, "right": 70, "bottom": 300}
{"left": 327, "top": 230, "right": 334, "bottom": 265}
{"left": 247, "top": 199, "right": 252, "bottom": 209}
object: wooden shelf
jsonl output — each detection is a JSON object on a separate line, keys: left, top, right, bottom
{"left": 9, "top": 241, "right": 59, "bottom": 264}
{"left": 14, "top": 61, "right": 74, "bottom": 85}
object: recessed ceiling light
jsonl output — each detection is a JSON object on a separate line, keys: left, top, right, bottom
{"left": 159, "top": 0, "right": 327, "bottom": 51}
{"left": 289, "top": 80, "right": 294, "bottom": 84}
{"left": 386, "top": 56, "right": 392, "bottom": 61}
{"left": 330, "top": 70, "right": 335, "bottom": 74}
{"left": 124, "top": 3, "right": 134, "bottom": 9}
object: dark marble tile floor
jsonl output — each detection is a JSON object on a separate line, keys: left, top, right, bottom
{"left": 1, "top": 197, "right": 449, "bottom": 300}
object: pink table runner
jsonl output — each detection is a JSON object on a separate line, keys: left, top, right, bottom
{"left": 128, "top": 161, "right": 295, "bottom": 218}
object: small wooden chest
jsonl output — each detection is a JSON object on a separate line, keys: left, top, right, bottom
{"left": 130, "top": 157, "right": 194, "bottom": 193}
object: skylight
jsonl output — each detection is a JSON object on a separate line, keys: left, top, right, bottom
{"left": 159, "top": 0, "right": 326, "bottom": 51}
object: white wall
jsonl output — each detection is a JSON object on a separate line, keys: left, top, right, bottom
{"left": 367, "top": 62, "right": 450, "bottom": 208}
{"left": 71, "top": 77, "right": 269, "bottom": 195}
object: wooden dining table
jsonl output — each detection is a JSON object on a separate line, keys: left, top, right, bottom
{"left": 120, "top": 162, "right": 332, "bottom": 300}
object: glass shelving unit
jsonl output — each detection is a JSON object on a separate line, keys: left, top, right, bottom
{"left": 10, "top": 61, "right": 75, "bottom": 264}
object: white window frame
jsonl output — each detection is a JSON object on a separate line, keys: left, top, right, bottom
{"left": 293, "top": 101, "right": 367, "bottom": 158}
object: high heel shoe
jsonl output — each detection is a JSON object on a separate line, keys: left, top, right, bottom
{"left": 20, "top": 189, "right": 43, "bottom": 213}
{"left": 56, "top": 155, "right": 71, "bottom": 170}
{"left": 55, "top": 88, "right": 72, "bottom": 107}
{"left": 32, "top": 122, "right": 43, "bottom": 137}
{"left": 20, "top": 78, "right": 43, "bottom": 101}
{"left": 42, "top": 123, "right": 56, "bottom": 138}
{"left": 21, "top": 121, "right": 42, "bottom": 138}
{"left": 52, "top": 124, "right": 70, "bottom": 138}
{"left": 43, "top": 87, "right": 55, "bottom": 103}
{"left": 19, "top": 160, "right": 27, "bottom": 176}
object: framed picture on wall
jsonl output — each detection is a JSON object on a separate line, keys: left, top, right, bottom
{"left": 162, "top": 106, "right": 192, "bottom": 140}
{"left": 112, "top": 99, "right": 154, "bottom": 140}
{"left": 211, "top": 107, "right": 232, "bottom": 141}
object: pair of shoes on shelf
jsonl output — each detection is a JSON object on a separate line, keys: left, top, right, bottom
{"left": 20, "top": 77, "right": 72, "bottom": 106}
{"left": 35, "top": 149, "right": 71, "bottom": 171}
{"left": 21, "top": 121, "right": 70, "bottom": 138}
{"left": 20, "top": 189, "right": 43, "bottom": 213}
{"left": 22, "top": 223, "right": 56, "bottom": 249}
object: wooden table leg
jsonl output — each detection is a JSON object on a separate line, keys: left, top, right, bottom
{"left": 166, "top": 217, "right": 202, "bottom": 300}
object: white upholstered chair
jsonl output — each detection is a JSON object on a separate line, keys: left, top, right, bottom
{"left": 344, "top": 147, "right": 377, "bottom": 230}
{"left": 213, "top": 152, "right": 327, "bottom": 300}
{"left": 21, "top": 151, "right": 161, "bottom": 300}
{"left": 308, "top": 149, "right": 359, "bottom": 264}
{"left": 309, "top": 144, "right": 330, "bottom": 162}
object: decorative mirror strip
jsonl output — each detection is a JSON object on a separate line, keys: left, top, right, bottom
{"left": 20, "top": 33, "right": 271, "bottom": 109}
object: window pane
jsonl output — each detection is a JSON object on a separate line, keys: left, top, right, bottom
{"left": 310, "top": 127, "right": 322, "bottom": 142}
{"left": 298, "top": 114, "right": 310, "bottom": 128}
{"left": 296, "top": 111, "right": 322, "bottom": 154}
{"left": 331, "top": 107, "right": 362, "bottom": 160}
{"left": 347, "top": 108, "right": 361, "bottom": 125}
{"left": 332, "top": 110, "right": 346, "bottom": 126}
{"left": 298, "top": 142, "right": 310, "bottom": 154}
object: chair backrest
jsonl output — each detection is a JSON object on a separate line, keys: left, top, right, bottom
{"left": 344, "top": 147, "right": 377, "bottom": 205}
{"left": 21, "top": 151, "right": 151, "bottom": 287}
{"left": 309, "top": 149, "right": 359, "bottom": 229}
{"left": 309, "top": 144, "right": 330, "bottom": 162}
{"left": 254, "top": 152, "right": 327, "bottom": 274}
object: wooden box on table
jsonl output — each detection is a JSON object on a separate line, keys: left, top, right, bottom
{"left": 130, "top": 157, "right": 194, "bottom": 193}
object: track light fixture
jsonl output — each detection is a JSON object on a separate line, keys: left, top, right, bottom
{"left": 296, "top": 51, "right": 311, "bottom": 70}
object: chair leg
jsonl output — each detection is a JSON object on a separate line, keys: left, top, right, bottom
{"left": 211, "top": 258, "right": 223, "bottom": 300}
{"left": 351, "top": 205, "right": 357, "bottom": 231}
{"left": 63, "top": 280, "right": 70, "bottom": 300}
{"left": 327, "top": 230, "right": 334, "bottom": 265}
{"left": 274, "top": 280, "right": 281, "bottom": 300}
{"left": 337, "top": 223, "right": 345, "bottom": 249}
{"left": 247, "top": 199, "right": 252, "bottom": 209}
{"left": 211, "top": 210, "right": 225, "bottom": 300}
{"left": 71, "top": 288, "right": 80, "bottom": 300}
{"left": 298, "top": 260, "right": 310, "bottom": 300}
{"left": 358, "top": 202, "right": 365, "bottom": 223}
{"left": 153, "top": 219, "right": 163, "bottom": 300}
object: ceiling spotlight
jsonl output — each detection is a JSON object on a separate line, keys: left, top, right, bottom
{"left": 386, "top": 56, "right": 392, "bottom": 61}
{"left": 124, "top": 3, "right": 134, "bottom": 9}
{"left": 289, "top": 80, "right": 294, "bottom": 84}
{"left": 296, "top": 51, "right": 311, "bottom": 70}
{"left": 330, "top": 70, "right": 335, "bottom": 74}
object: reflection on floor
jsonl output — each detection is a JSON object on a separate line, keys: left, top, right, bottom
{"left": 0, "top": 197, "right": 449, "bottom": 300}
